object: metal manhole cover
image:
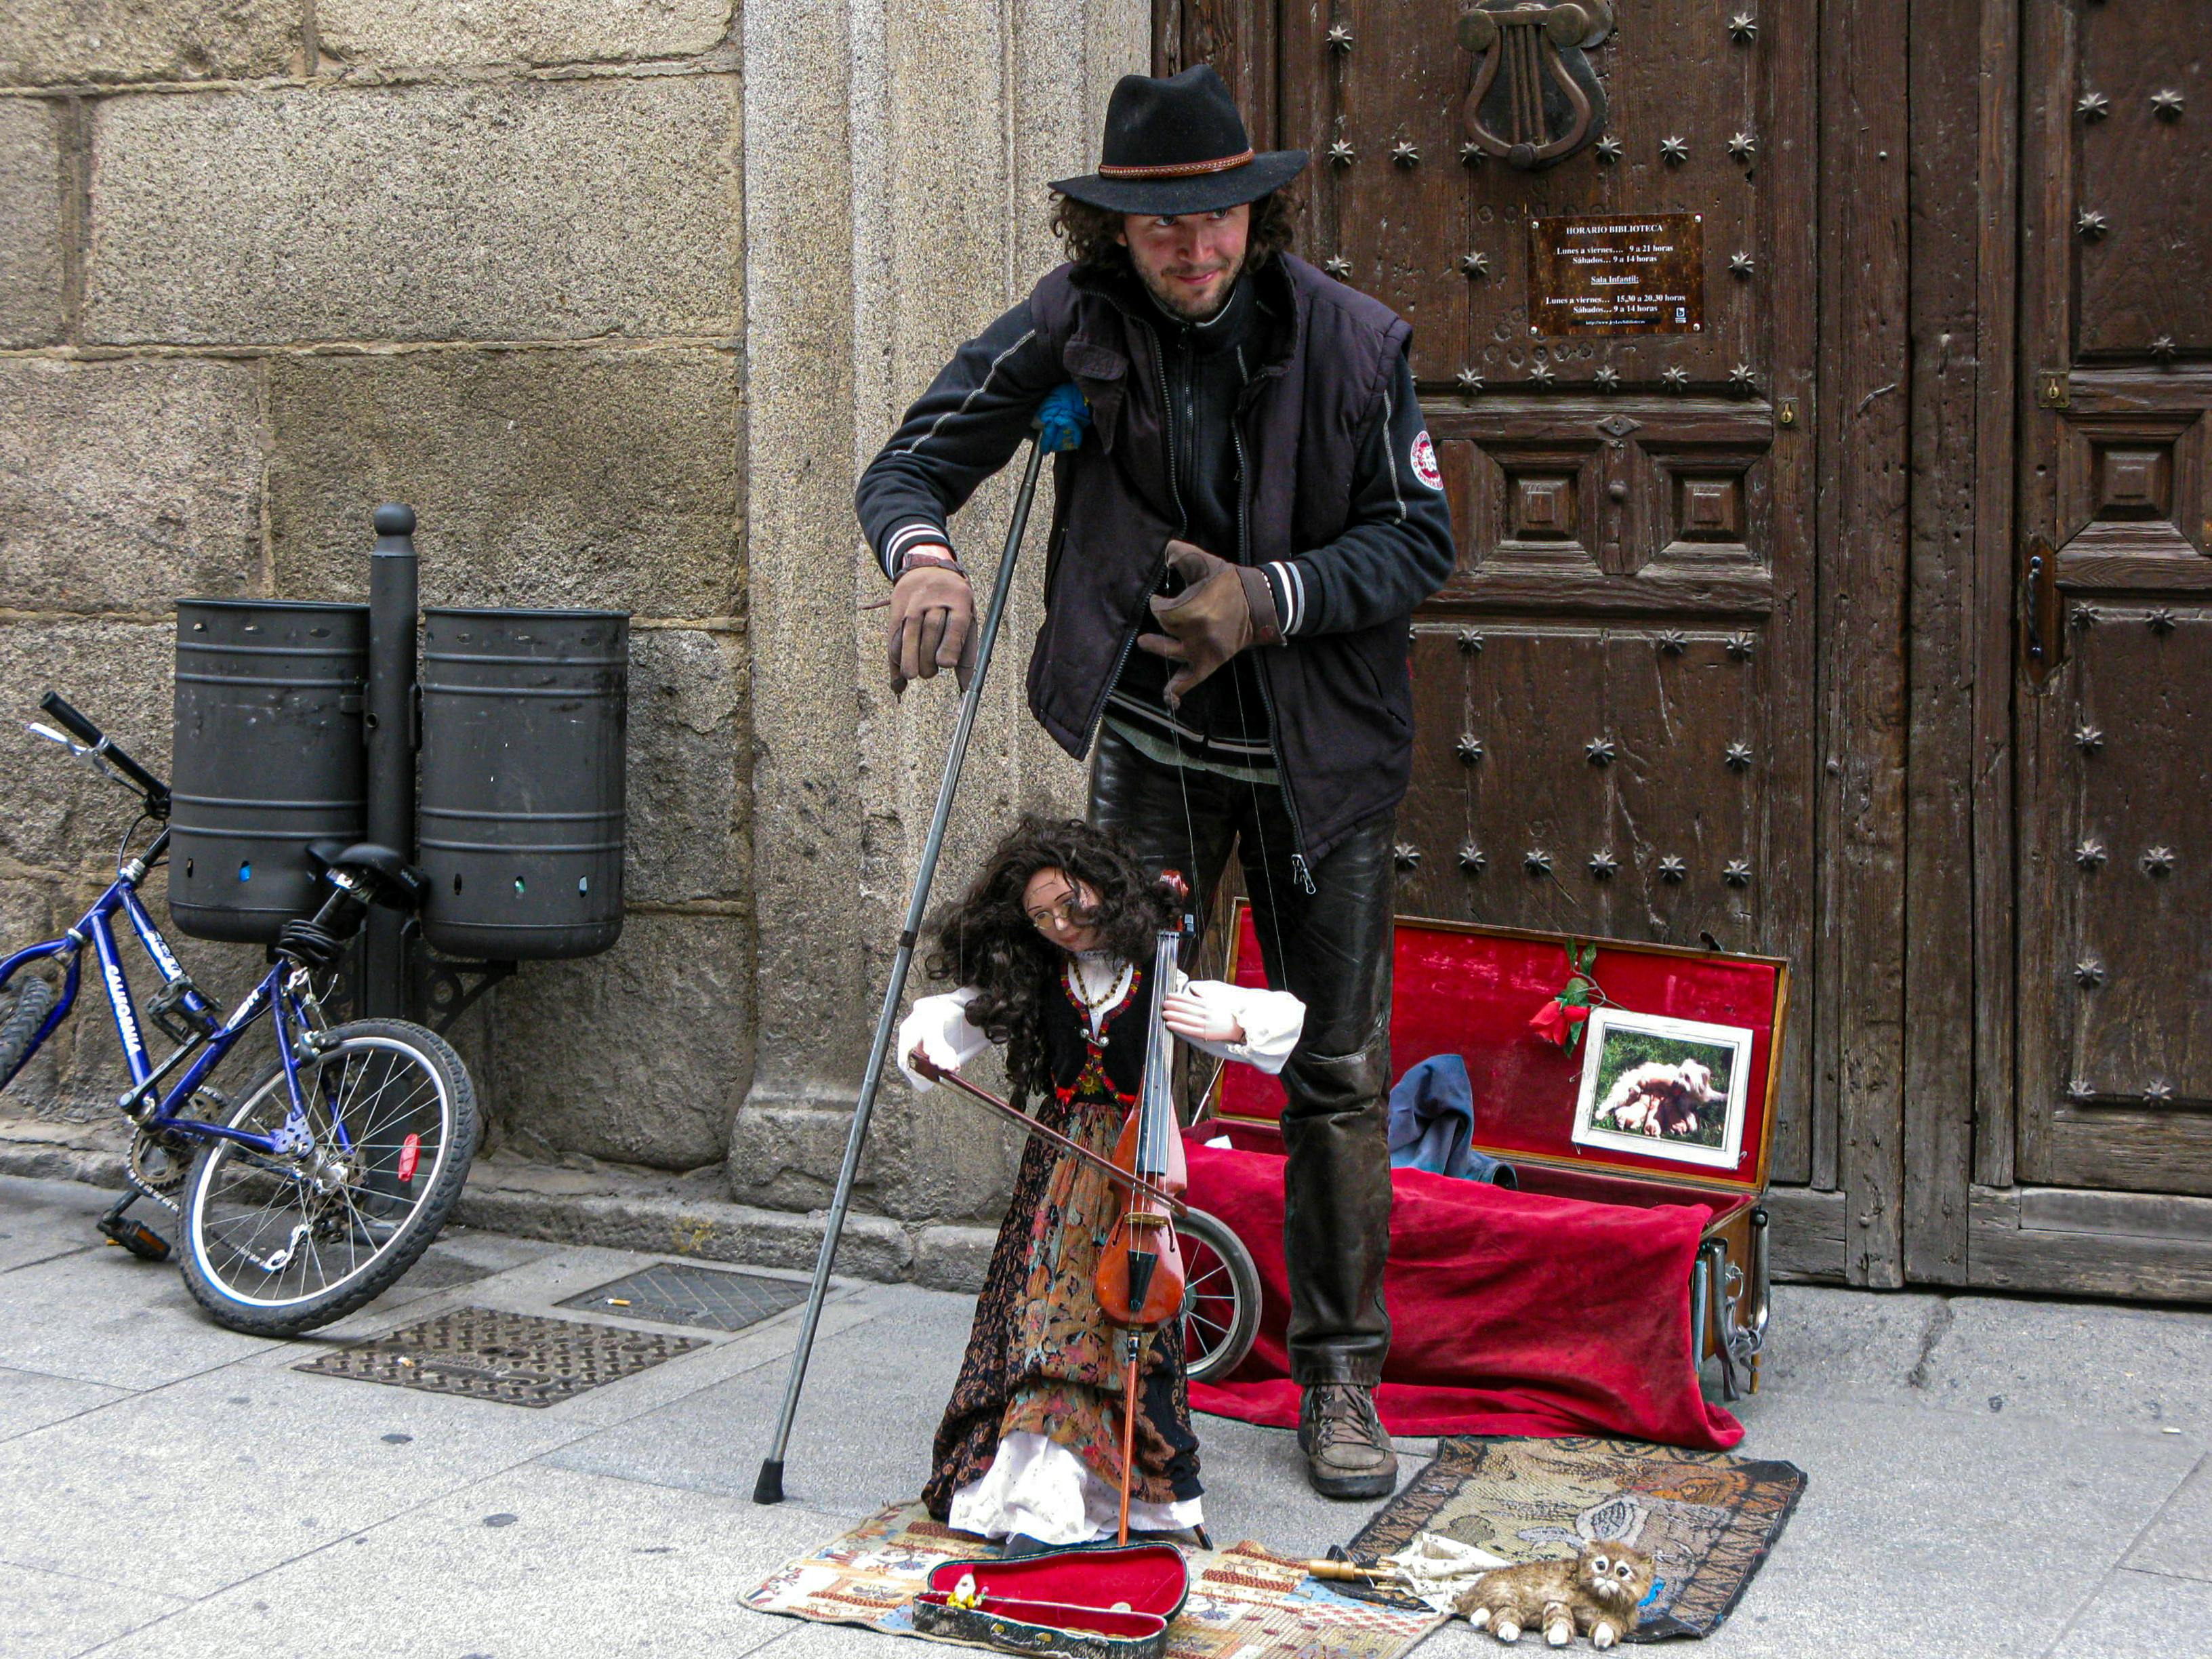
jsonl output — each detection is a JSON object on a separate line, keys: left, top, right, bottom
{"left": 558, "top": 1261, "right": 811, "bottom": 1333}
{"left": 294, "top": 1306, "right": 708, "bottom": 1407}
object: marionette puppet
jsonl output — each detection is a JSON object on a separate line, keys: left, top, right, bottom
{"left": 898, "top": 816, "right": 1303, "bottom": 1552}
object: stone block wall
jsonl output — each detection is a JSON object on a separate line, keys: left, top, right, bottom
{"left": 0, "top": 3, "right": 752, "bottom": 1172}
{"left": 0, "top": 0, "right": 1145, "bottom": 1222}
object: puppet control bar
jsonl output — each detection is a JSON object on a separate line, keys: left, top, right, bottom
{"left": 753, "top": 432, "right": 1050, "bottom": 1507}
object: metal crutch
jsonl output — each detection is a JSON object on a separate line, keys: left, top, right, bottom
{"left": 754, "top": 429, "right": 1050, "bottom": 1505}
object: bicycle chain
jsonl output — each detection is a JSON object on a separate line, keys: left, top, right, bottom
{"left": 126, "top": 1128, "right": 190, "bottom": 1202}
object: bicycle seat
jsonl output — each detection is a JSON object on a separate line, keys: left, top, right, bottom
{"left": 308, "top": 840, "right": 430, "bottom": 910}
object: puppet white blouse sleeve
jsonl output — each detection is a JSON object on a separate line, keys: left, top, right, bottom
{"left": 897, "top": 986, "right": 990, "bottom": 1091}
{"left": 1169, "top": 970, "right": 1305, "bottom": 1076}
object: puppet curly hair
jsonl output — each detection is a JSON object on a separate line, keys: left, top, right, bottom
{"left": 923, "top": 817, "right": 1174, "bottom": 1100}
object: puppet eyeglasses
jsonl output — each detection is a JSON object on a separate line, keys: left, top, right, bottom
{"left": 1025, "top": 882, "right": 1100, "bottom": 935}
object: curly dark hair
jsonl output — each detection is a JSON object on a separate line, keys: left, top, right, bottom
{"left": 923, "top": 816, "right": 1175, "bottom": 1099}
{"left": 1048, "top": 187, "right": 1302, "bottom": 275}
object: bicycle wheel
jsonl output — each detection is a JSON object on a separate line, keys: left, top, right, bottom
{"left": 0, "top": 972, "right": 56, "bottom": 1086}
{"left": 178, "top": 1017, "right": 479, "bottom": 1336}
{"left": 1176, "top": 1207, "right": 1261, "bottom": 1385}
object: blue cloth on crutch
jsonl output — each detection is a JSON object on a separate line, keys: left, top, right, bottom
{"left": 1387, "top": 1054, "right": 1518, "bottom": 1186}
{"left": 1036, "top": 383, "right": 1091, "bottom": 454}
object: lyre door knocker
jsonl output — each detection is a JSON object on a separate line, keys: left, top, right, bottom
{"left": 1458, "top": 1, "right": 1616, "bottom": 170}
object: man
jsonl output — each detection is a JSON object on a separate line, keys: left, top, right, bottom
{"left": 857, "top": 66, "right": 1455, "bottom": 1500}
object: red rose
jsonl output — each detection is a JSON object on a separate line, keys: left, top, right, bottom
{"left": 1530, "top": 997, "right": 1593, "bottom": 1047}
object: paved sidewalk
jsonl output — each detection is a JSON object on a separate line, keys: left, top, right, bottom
{"left": 1, "top": 1172, "right": 2207, "bottom": 1659}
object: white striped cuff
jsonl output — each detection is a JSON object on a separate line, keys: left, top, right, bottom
{"left": 881, "top": 519, "right": 952, "bottom": 579}
{"left": 1266, "top": 559, "right": 1309, "bottom": 636}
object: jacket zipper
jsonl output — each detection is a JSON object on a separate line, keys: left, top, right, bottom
{"left": 1229, "top": 390, "right": 1316, "bottom": 893}
{"left": 1080, "top": 323, "right": 1189, "bottom": 754}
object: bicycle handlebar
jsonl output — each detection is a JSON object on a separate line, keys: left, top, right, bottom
{"left": 39, "top": 691, "right": 171, "bottom": 817}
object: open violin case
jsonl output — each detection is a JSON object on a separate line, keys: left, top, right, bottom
{"left": 1208, "top": 906, "right": 1786, "bottom": 1400}
{"left": 911, "top": 1543, "right": 1191, "bottom": 1659}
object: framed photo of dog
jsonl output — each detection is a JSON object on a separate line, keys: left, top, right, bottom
{"left": 1572, "top": 1008, "right": 1755, "bottom": 1172}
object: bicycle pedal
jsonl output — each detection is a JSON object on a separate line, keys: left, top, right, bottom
{"left": 147, "top": 974, "right": 220, "bottom": 1045}
{"left": 97, "top": 1214, "right": 171, "bottom": 1263}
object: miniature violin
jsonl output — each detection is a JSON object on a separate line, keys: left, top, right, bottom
{"left": 1093, "top": 873, "right": 1193, "bottom": 1542}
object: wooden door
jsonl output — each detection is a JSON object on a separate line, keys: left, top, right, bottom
{"left": 2014, "top": 0, "right": 2212, "bottom": 1197}
{"left": 1160, "top": 1, "right": 1819, "bottom": 1184}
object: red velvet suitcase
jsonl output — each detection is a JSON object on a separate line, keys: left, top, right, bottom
{"left": 911, "top": 1544, "right": 1190, "bottom": 1659}
{"left": 1210, "top": 907, "right": 1786, "bottom": 1398}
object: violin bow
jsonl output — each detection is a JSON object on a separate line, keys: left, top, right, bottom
{"left": 907, "top": 1050, "right": 1189, "bottom": 1218}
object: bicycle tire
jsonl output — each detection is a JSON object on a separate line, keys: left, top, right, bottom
{"left": 1176, "top": 1206, "right": 1261, "bottom": 1385}
{"left": 178, "top": 1017, "right": 479, "bottom": 1337}
{"left": 0, "top": 973, "right": 56, "bottom": 1087}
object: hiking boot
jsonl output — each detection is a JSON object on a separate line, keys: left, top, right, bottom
{"left": 1298, "top": 1382, "right": 1398, "bottom": 1500}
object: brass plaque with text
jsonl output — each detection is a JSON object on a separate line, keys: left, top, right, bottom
{"left": 1528, "top": 213, "right": 1705, "bottom": 335}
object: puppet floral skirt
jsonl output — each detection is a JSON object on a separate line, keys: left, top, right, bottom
{"left": 922, "top": 1087, "right": 1201, "bottom": 1521}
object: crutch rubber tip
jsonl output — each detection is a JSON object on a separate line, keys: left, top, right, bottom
{"left": 753, "top": 1458, "right": 785, "bottom": 1505}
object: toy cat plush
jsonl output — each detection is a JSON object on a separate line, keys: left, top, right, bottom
{"left": 1454, "top": 1542, "right": 1654, "bottom": 1649}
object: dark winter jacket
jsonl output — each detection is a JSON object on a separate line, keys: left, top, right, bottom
{"left": 856, "top": 253, "right": 1456, "bottom": 867}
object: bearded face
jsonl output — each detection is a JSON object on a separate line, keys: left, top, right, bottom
{"left": 1118, "top": 205, "right": 1253, "bottom": 321}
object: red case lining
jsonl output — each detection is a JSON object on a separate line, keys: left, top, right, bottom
{"left": 1216, "top": 908, "right": 1786, "bottom": 1193}
{"left": 918, "top": 1544, "right": 1189, "bottom": 1630}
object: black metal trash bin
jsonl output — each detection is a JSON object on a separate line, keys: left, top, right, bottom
{"left": 417, "top": 607, "right": 628, "bottom": 960}
{"left": 169, "top": 600, "right": 371, "bottom": 943}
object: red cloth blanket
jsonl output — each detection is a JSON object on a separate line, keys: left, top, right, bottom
{"left": 1183, "top": 1139, "right": 1745, "bottom": 1450}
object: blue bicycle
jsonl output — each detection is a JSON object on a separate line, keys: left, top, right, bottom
{"left": 1, "top": 692, "right": 480, "bottom": 1336}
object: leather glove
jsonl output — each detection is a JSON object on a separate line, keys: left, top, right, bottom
{"left": 886, "top": 558, "right": 976, "bottom": 694}
{"left": 1134, "top": 540, "right": 1283, "bottom": 708}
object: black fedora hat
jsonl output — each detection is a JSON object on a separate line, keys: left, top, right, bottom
{"left": 1051, "top": 66, "right": 1308, "bottom": 217}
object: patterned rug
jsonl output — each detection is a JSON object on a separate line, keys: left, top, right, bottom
{"left": 745, "top": 1502, "right": 1444, "bottom": 1659}
{"left": 1343, "top": 1435, "right": 1805, "bottom": 1641}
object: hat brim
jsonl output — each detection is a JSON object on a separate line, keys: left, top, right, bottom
{"left": 1048, "top": 148, "right": 1309, "bottom": 217}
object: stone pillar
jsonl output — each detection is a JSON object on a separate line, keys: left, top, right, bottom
{"left": 732, "top": 0, "right": 1146, "bottom": 1222}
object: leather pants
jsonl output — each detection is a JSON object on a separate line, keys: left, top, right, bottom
{"left": 1088, "top": 726, "right": 1394, "bottom": 1386}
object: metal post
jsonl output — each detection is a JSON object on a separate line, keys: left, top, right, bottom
{"left": 754, "top": 437, "right": 1048, "bottom": 1505}
{"left": 363, "top": 503, "right": 419, "bottom": 1019}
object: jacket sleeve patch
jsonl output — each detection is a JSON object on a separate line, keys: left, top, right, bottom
{"left": 1410, "top": 430, "right": 1445, "bottom": 492}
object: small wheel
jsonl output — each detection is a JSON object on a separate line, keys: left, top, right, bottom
{"left": 0, "top": 972, "right": 57, "bottom": 1086}
{"left": 1176, "top": 1207, "right": 1261, "bottom": 1385}
{"left": 178, "top": 1018, "right": 479, "bottom": 1337}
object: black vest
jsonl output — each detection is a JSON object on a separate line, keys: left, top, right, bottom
{"left": 1025, "top": 255, "right": 1416, "bottom": 865}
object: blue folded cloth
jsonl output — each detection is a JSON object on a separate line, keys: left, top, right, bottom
{"left": 1036, "top": 382, "right": 1091, "bottom": 454}
{"left": 1387, "top": 1054, "right": 1518, "bottom": 1187}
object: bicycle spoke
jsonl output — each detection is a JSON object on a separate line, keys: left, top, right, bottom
{"left": 188, "top": 1033, "right": 457, "bottom": 1311}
